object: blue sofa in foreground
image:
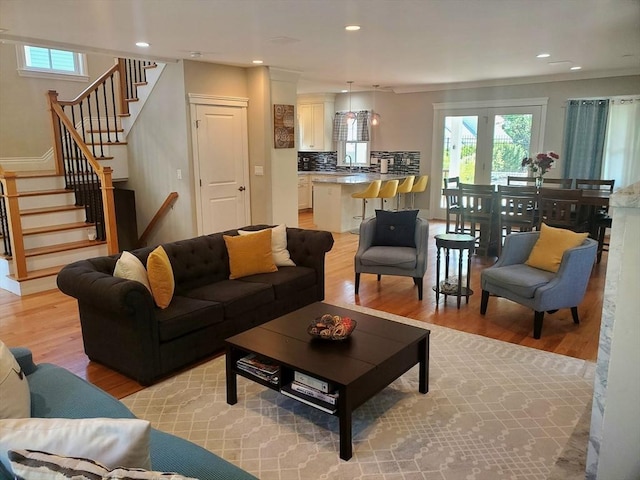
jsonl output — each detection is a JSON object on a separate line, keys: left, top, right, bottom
{"left": 1, "top": 348, "right": 256, "bottom": 480}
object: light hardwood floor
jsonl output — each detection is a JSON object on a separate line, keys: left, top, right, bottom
{"left": 0, "top": 211, "right": 605, "bottom": 399}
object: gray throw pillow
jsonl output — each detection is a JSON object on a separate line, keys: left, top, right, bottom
{"left": 372, "top": 210, "right": 418, "bottom": 247}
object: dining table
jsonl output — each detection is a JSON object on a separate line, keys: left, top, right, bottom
{"left": 444, "top": 184, "right": 611, "bottom": 257}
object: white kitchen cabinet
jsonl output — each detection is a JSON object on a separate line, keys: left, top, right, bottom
{"left": 297, "top": 94, "right": 335, "bottom": 152}
{"left": 298, "top": 175, "right": 310, "bottom": 210}
{"left": 298, "top": 104, "right": 324, "bottom": 151}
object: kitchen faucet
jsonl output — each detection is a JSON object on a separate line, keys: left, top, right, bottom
{"left": 345, "top": 154, "right": 353, "bottom": 172}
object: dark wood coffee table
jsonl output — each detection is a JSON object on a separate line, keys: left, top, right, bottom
{"left": 225, "top": 302, "right": 430, "bottom": 460}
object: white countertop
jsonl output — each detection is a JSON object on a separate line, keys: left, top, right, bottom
{"left": 300, "top": 172, "right": 408, "bottom": 185}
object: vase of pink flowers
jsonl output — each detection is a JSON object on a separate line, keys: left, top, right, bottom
{"left": 521, "top": 151, "right": 558, "bottom": 188}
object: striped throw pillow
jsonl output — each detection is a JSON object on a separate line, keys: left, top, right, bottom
{"left": 8, "top": 450, "right": 196, "bottom": 480}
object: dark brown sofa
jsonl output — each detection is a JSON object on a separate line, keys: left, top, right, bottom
{"left": 57, "top": 225, "right": 334, "bottom": 385}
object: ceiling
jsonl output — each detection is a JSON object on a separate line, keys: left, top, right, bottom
{"left": 1, "top": 0, "right": 639, "bottom": 94}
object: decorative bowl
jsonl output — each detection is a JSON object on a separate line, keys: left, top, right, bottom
{"left": 308, "top": 314, "right": 357, "bottom": 341}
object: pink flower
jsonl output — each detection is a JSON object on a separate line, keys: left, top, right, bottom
{"left": 522, "top": 151, "right": 558, "bottom": 176}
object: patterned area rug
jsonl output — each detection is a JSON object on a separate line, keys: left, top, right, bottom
{"left": 122, "top": 303, "right": 594, "bottom": 480}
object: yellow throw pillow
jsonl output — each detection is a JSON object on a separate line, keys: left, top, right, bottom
{"left": 146, "top": 246, "right": 174, "bottom": 309}
{"left": 224, "top": 229, "right": 278, "bottom": 279}
{"left": 526, "top": 223, "right": 589, "bottom": 273}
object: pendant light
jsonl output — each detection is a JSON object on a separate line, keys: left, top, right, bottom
{"left": 346, "top": 81, "right": 356, "bottom": 120}
{"left": 371, "top": 85, "right": 381, "bottom": 126}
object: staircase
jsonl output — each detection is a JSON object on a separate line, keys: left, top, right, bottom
{"left": 0, "top": 59, "right": 165, "bottom": 296}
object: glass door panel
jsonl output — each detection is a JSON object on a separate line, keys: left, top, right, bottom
{"left": 488, "top": 110, "right": 537, "bottom": 185}
{"left": 440, "top": 115, "right": 480, "bottom": 209}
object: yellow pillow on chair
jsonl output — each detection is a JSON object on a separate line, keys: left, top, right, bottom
{"left": 526, "top": 223, "right": 589, "bottom": 273}
{"left": 224, "top": 228, "right": 278, "bottom": 279}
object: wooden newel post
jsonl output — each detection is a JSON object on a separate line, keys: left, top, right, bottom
{"left": 117, "top": 58, "right": 129, "bottom": 116}
{"left": 1, "top": 172, "right": 28, "bottom": 279}
{"left": 100, "top": 167, "right": 119, "bottom": 254}
{"left": 47, "top": 90, "right": 65, "bottom": 176}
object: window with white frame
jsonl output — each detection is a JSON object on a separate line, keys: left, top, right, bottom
{"left": 336, "top": 111, "right": 371, "bottom": 167}
{"left": 17, "top": 44, "right": 88, "bottom": 81}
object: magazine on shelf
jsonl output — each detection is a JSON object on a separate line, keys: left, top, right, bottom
{"left": 237, "top": 353, "right": 279, "bottom": 375}
{"left": 290, "top": 381, "right": 338, "bottom": 405}
{"left": 281, "top": 384, "right": 337, "bottom": 414}
{"left": 236, "top": 363, "right": 279, "bottom": 384}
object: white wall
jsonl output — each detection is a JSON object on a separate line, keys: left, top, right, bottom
{"left": 124, "top": 61, "right": 195, "bottom": 245}
{"left": 0, "top": 44, "right": 115, "bottom": 168}
{"left": 270, "top": 68, "right": 300, "bottom": 228}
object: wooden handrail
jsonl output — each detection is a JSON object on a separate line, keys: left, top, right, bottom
{"left": 48, "top": 99, "right": 119, "bottom": 254}
{"left": 137, "top": 192, "right": 179, "bottom": 248}
{"left": 49, "top": 101, "right": 105, "bottom": 174}
{"left": 57, "top": 63, "right": 120, "bottom": 107}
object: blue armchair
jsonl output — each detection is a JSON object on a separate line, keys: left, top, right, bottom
{"left": 354, "top": 216, "right": 429, "bottom": 300}
{"left": 480, "top": 231, "right": 597, "bottom": 338}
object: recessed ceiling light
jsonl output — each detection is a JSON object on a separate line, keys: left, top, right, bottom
{"left": 536, "top": 53, "right": 551, "bottom": 58}
{"left": 252, "top": 59, "right": 264, "bottom": 64}
{"left": 341, "top": 89, "right": 348, "bottom": 93}
{"left": 190, "top": 51, "right": 202, "bottom": 58}
{"left": 570, "top": 66, "right": 582, "bottom": 70}
{"left": 345, "top": 25, "right": 361, "bottom": 31}
{"left": 135, "top": 42, "right": 150, "bottom": 48}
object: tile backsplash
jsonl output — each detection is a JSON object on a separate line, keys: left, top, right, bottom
{"left": 298, "top": 151, "right": 420, "bottom": 175}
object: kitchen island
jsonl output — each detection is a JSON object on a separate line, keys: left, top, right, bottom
{"left": 310, "top": 173, "right": 407, "bottom": 233}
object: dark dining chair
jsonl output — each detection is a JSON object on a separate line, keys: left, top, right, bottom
{"left": 443, "top": 176, "right": 461, "bottom": 233}
{"left": 443, "top": 188, "right": 461, "bottom": 233}
{"left": 575, "top": 179, "right": 615, "bottom": 263}
{"left": 496, "top": 185, "right": 537, "bottom": 254}
{"left": 507, "top": 176, "right": 536, "bottom": 186}
{"left": 541, "top": 178, "right": 573, "bottom": 188}
{"left": 537, "top": 188, "right": 589, "bottom": 232}
{"left": 459, "top": 183, "right": 496, "bottom": 255}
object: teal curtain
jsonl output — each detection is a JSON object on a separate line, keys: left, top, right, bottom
{"left": 562, "top": 99, "right": 609, "bottom": 180}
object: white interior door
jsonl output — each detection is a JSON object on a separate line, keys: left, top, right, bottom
{"left": 194, "top": 103, "right": 250, "bottom": 234}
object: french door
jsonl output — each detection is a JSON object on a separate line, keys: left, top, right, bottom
{"left": 431, "top": 99, "right": 547, "bottom": 219}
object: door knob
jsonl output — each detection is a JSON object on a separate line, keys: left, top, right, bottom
{"left": 238, "top": 186, "right": 246, "bottom": 192}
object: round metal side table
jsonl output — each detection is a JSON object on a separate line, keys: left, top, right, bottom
{"left": 433, "top": 233, "right": 475, "bottom": 308}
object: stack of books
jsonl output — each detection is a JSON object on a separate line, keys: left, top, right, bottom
{"left": 236, "top": 354, "right": 280, "bottom": 385}
{"left": 281, "top": 371, "right": 339, "bottom": 414}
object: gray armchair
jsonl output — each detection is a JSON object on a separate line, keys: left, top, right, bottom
{"left": 354, "top": 216, "right": 429, "bottom": 300}
{"left": 480, "top": 231, "right": 597, "bottom": 339}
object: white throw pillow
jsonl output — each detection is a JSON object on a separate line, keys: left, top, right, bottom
{"left": 9, "top": 449, "right": 196, "bottom": 480}
{"left": 238, "top": 224, "right": 295, "bottom": 267}
{"left": 114, "top": 251, "right": 151, "bottom": 292}
{"left": 0, "top": 418, "right": 152, "bottom": 472}
{"left": 0, "top": 340, "right": 30, "bottom": 419}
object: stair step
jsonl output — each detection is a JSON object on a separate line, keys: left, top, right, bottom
{"left": 87, "top": 128, "right": 124, "bottom": 133}
{"left": 20, "top": 205, "right": 83, "bottom": 216}
{"left": 9, "top": 265, "right": 63, "bottom": 281}
{"left": 125, "top": 98, "right": 140, "bottom": 103}
{"left": 25, "top": 239, "right": 106, "bottom": 257}
{"left": 133, "top": 82, "right": 148, "bottom": 87}
{"left": 143, "top": 64, "right": 157, "bottom": 69}
{"left": 15, "top": 171, "right": 58, "bottom": 178}
{"left": 19, "top": 188, "right": 71, "bottom": 197}
{"left": 23, "top": 221, "right": 92, "bottom": 236}
{"left": 86, "top": 141, "right": 127, "bottom": 146}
